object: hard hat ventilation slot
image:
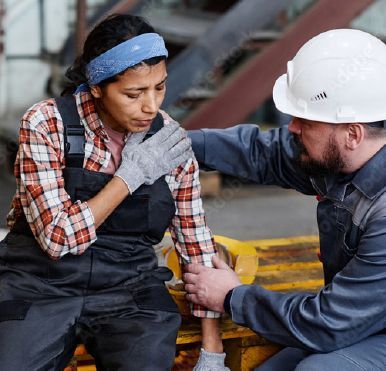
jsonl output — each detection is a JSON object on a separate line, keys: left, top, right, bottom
{"left": 311, "top": 91, "right": 328, "bottom": 102}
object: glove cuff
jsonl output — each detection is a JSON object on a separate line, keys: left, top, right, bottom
{"left": 114, "top": 173, "right": 139, "bottom": 194}
{"left": 115, "top": 161, "right": 145, "bottom": 194}
{"left": 199, "top": 348, "right": 226, "bottom": 361}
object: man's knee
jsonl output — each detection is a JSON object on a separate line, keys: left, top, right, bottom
{"left": 255, "top": 347, "right": 310, "bottom": 371}
{"left": 295, "top": 352, "right": 362, "bottom": 371}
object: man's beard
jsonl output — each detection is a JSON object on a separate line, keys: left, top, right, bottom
{"left": 293, "top": 134, "right": 346, "bottom": 177}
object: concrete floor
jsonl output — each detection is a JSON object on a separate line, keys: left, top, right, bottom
{"left": 0, "top": 178, "right": 319, "bottom": 241}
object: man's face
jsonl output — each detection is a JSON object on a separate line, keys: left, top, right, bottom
{"left": 288, "top": 117, "right": 346, "bottom": 176}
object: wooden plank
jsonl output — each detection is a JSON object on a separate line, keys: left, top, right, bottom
{"left": 257, "top": 247, "right": 319, "bottom": 259}
{"left": 247, "top": 235, "right": 319, "bottom": 248}
{"left": 262, "top": 279, "right": 324, "bottom": 291}
{"left": 77, "top": 367, "right": 96, "bottom": 371}
{"left": 224, "top": 336, "right": 282, "bottom": 371}
{"left": 240, "top": 344, "right": 282, "bottom": 371}
{"left": 258, "top": 261, "right": 322, "bottom": 272}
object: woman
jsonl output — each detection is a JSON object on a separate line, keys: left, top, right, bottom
{"left": 0, "top": 14, "right": 228, "bottom": 371}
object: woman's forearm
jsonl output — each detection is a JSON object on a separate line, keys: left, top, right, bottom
{"left": 87, "top": 176, "right": 130, "bottom": 228}
{"left": 201, "top": 318, "right": 223, "bottom": 353}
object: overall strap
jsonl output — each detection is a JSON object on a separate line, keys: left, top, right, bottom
{"left": 10, "top": 96, "right": 84, "bottom": 236}
{"left": 56, "top": 95, "right": 85, "bottom": 168}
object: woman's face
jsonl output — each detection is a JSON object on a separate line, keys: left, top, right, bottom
{"left": 91, "top": 60, "right": 167, "bottom": 133}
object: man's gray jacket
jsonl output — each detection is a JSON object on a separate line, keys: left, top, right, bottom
{"left": 189, "top": 124, "right": 386, "bottom": 352}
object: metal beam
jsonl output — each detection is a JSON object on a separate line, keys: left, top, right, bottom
{"left": 92, "top": 0, "right": 142, "bottom": 25}
{"left": 183, "top": 0, "right": 374, "bottom": 130}
{"left": 75, "top": 0, "right": 87, "bottom": 56}
{"left": 163, "top": 0, "right": 288, "bottom": 108}
{"left": 60, "top": 0, "right": 143, "bottom": 66}
{"left": 0, "top": 0, "right": 6, "bottom": 117}
{"left": 0, "top": 0, "right": 4, "bottom": 59}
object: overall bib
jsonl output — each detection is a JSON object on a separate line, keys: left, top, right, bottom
{"left": 0, "top": 96, "right": 181, "bottom": 371}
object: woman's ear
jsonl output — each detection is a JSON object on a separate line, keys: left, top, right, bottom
{"left": 346, "top": 123, "right": 365, "bottom": 150}
{"left": 90, "top": 85, "right": 102, "bottom": 99}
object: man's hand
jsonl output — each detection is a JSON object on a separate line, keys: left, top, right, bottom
{"left": 184, "top": 255, "right": 242, "bottom": 312}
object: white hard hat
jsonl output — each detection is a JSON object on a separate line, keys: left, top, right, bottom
{"left": 273, "top": 29, "right": 386, "bottom": 123}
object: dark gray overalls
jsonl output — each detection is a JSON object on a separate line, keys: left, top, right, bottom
{"left": 0, "top": 96, "right": 181, "bottom": 371}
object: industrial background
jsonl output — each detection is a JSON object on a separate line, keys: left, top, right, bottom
{"left": 1, "top": 1, "right": 385, "bottom": 369}
{"left": 0, "top": 0, "right": 384, "bottom": 239}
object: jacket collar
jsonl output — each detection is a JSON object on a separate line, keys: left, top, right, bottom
{"left": 351, "top": 145, "right": 386, "bottom": 199}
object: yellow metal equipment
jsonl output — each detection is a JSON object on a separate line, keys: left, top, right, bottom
{"left": 67, "top": 234, "right": 322, "bottom": 371}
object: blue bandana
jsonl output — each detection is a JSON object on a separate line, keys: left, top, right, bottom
{"left": 76, "top": 33, "right": 168, "bottom": 92}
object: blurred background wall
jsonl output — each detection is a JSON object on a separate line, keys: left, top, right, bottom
{"left": 0, "top": 0, "right": 384, "bottom": 237}
{"left": 2, "top": 0, "right": 384, "bottom": 124}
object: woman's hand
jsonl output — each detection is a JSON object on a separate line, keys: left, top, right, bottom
{"left": 115, "top": 121, "right": 193, "bottom": 193}
{"left": 89, "top": 122, "right": 192, "bottom": 228}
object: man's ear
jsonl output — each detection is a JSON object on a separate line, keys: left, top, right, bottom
{"left": 90, "top": 85, "right": 102, "bottom": 99}
{"left": 345, "top": 123, "right": 365, "bottom": 150}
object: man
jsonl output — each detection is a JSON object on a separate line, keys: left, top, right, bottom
{"left": 184, "top": 29, "right": 386, "bottom": 370}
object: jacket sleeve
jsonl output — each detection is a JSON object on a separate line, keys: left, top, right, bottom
{"left": 229, "top": 213, "right": 386, "bottom": 352}
{"left": 189, "top": 124, "right": 315, "bottom": 195}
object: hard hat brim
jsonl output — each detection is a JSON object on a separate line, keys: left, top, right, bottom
{"left": 273, "top": 74, "right": 334, "bottom": 123}
{"left": 273, "top": 73, "right": 386, "bottom": 124}
{"left": 273, "top": 74, "right": 303, "bottom": 121}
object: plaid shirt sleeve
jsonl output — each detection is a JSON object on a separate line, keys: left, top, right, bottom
{"left": 167, "top": 157, "right": 220, "bottom": 318}
{"left": 15, "top": 100, "right": 97, "bottom": 259}
{"left": 161, "top": 114, "right": 220, "bottom": 318}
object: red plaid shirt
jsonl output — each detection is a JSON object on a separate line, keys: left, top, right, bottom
{"left": 7, "top": 91, "right": 218, "bottom": 318}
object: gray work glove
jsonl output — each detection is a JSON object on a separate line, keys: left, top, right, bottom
{"left": 193, "top": 349, "right": 230, "bottom": 371}
{"left": 115, "top": 121, "right": 192, "bottom": 193}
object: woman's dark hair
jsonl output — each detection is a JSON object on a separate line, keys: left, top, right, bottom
{"left": 62, "top": 14, "right": 165, "bottom": 95}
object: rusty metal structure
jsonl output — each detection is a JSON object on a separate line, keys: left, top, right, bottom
{"left": 183, "top": 0, "right": 375, "bottom": 129}
{"left": 162, "top": 0, "right": 288, "bottom": 108}
{"left": 0, "top": 0, "right": 5, "bottom": 117}
{"left": 1, "top": 0, "right": 378, "bottom": 128}
{"left": 0, "top": 0, "right": 4, "bottom": 57}
{"left": 75, "top": 0, "right": 88, "bottom": 56}
{"left": 61, "top": 0, "right": 144, "bottom": 66}
{"left": 59, "top": 0, "right": 376, "bottom": 131}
